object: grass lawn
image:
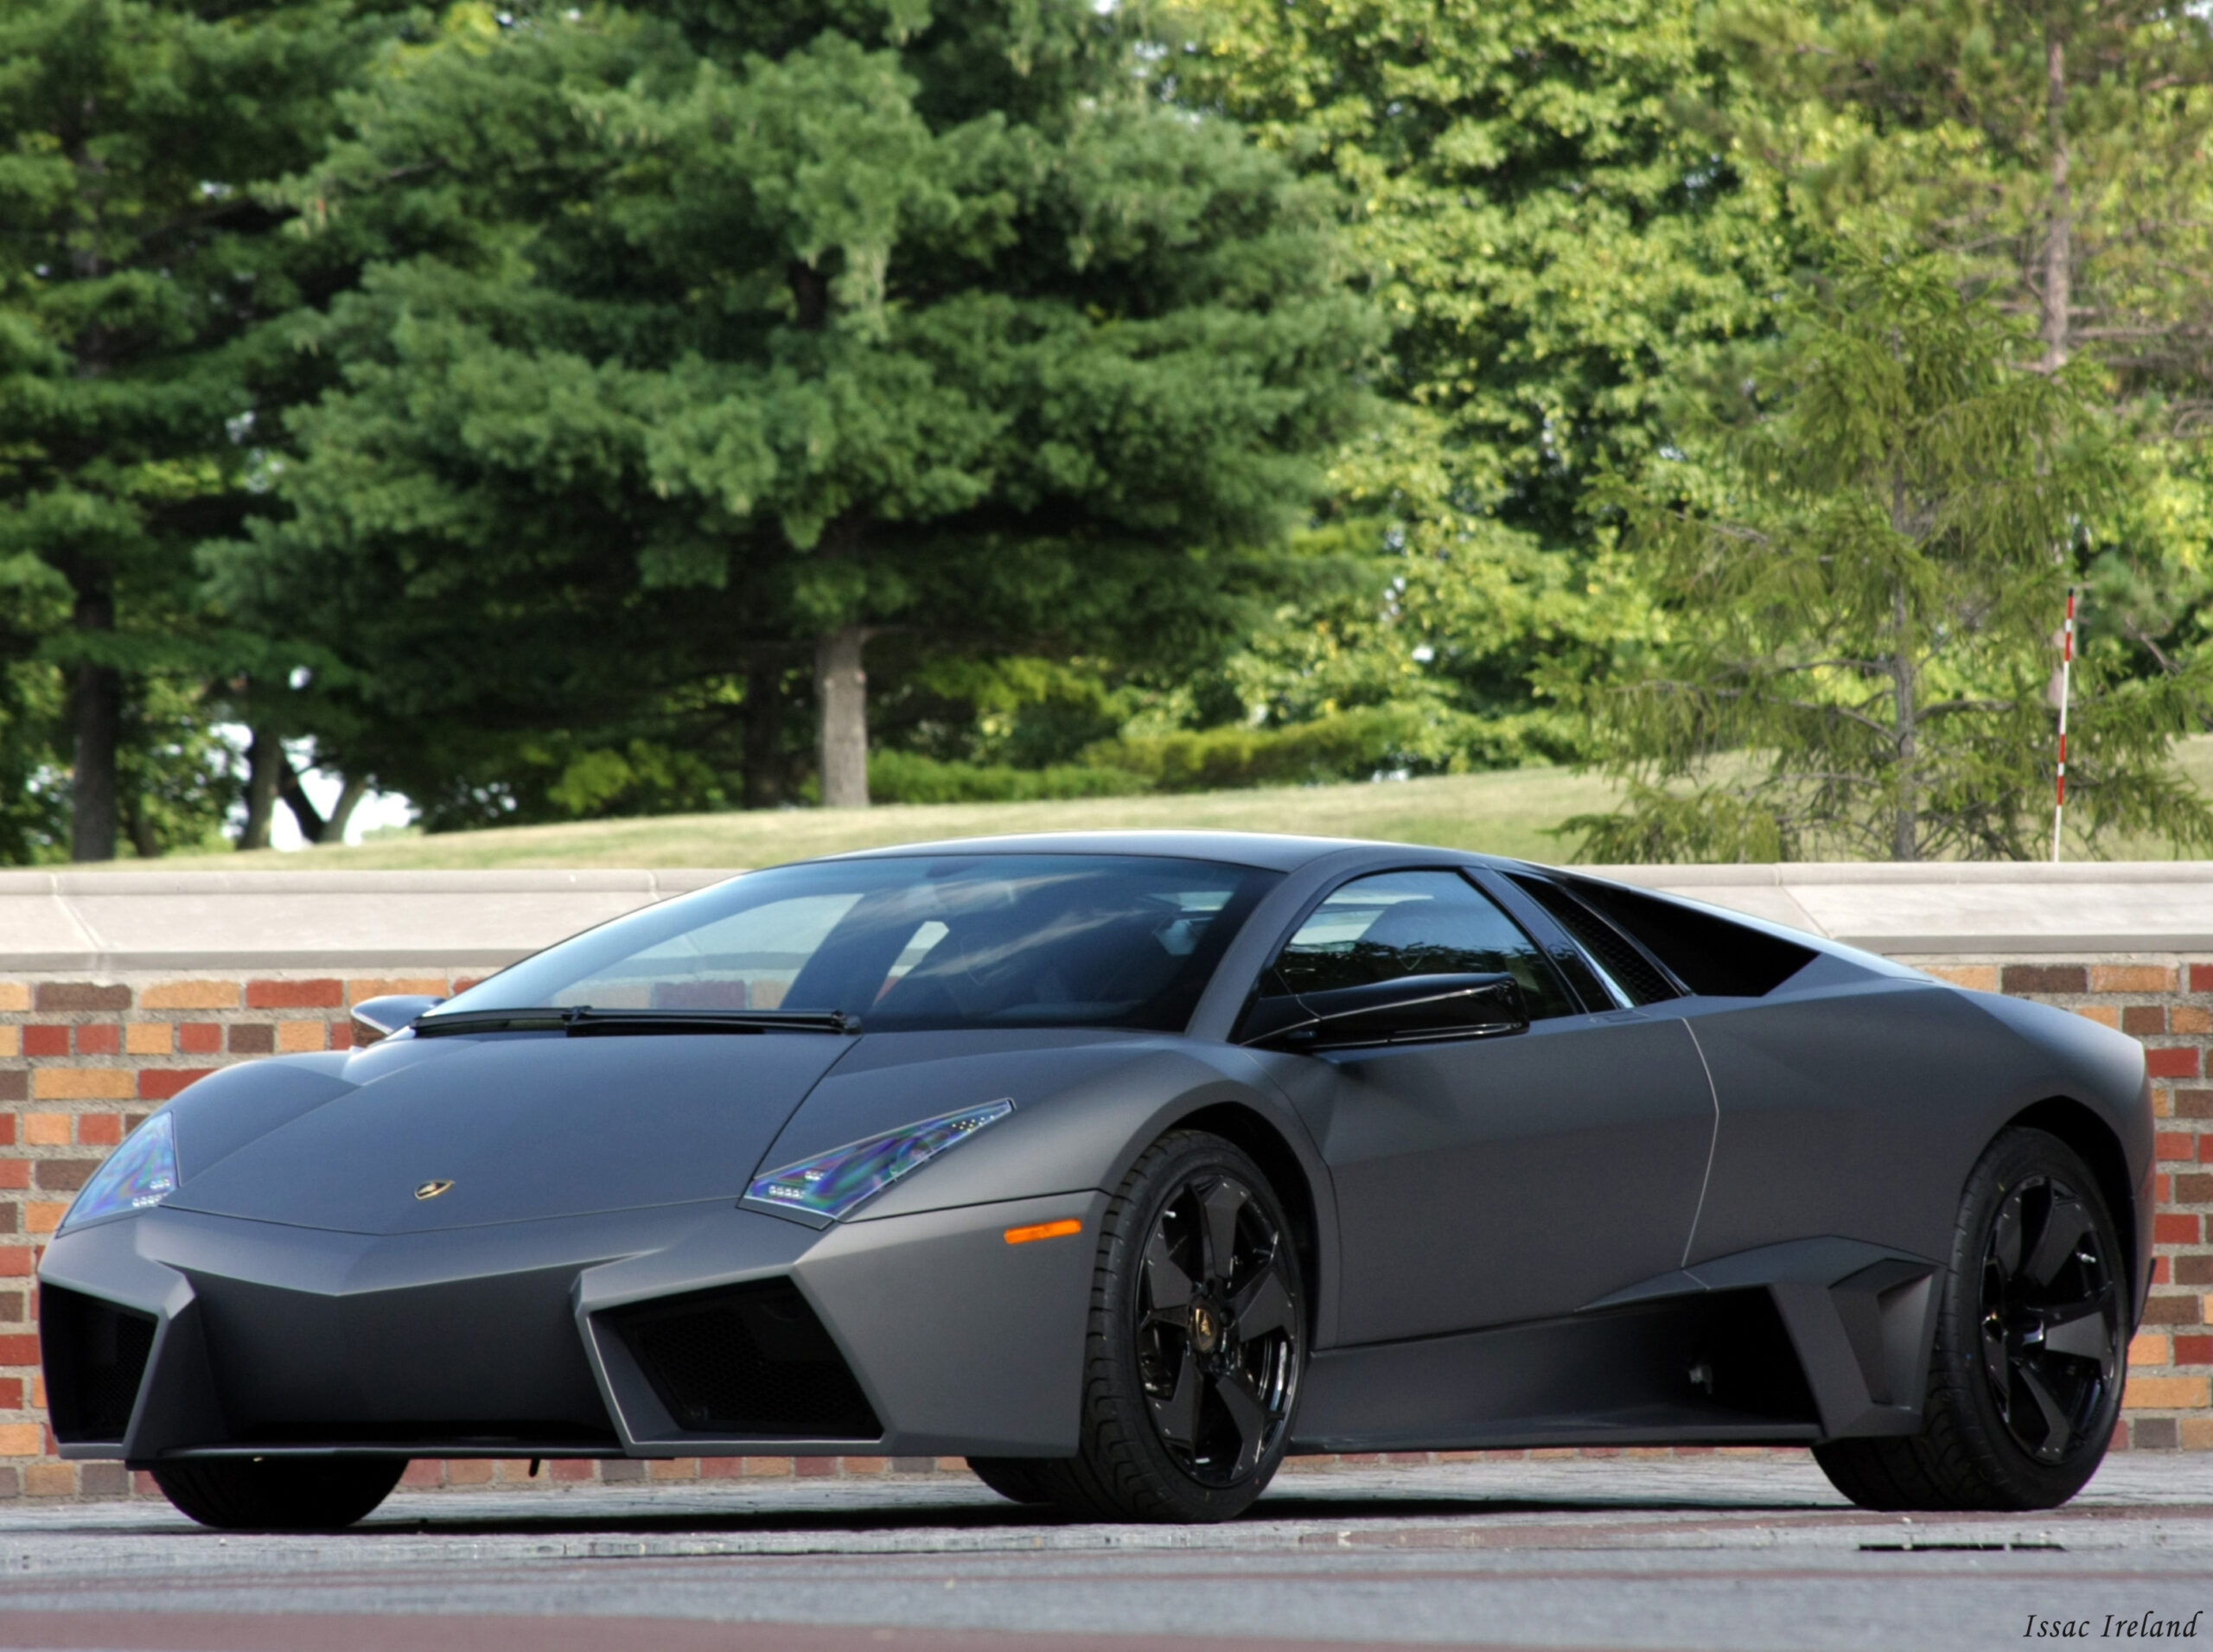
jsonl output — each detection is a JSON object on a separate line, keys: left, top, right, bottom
{"left": 109, "top": 736, "right": 2213, "bottom": 872}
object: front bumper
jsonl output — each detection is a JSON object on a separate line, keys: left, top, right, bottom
{"left": 37, "top": 1190, "right": 1105, "bottom": 1464}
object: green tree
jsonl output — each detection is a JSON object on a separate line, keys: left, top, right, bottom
{"left": 214, "top": 0, "right": 1375, "bottom": 813}
{"left": 0, "top": 0, "right": 399, "bottom": 858}
{"left": 1567, "top": 254, "right": 2213, "bottom": 863}
{"left": 1165, "top": 0, "right": 1794, "bottom": 758}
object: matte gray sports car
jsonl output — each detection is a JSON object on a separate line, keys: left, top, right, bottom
{"left": 41, "top": 834, "right": 2149, "bottom": 1528}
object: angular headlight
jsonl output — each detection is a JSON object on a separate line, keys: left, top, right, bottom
{"left": 746, "top": 1100, "right": 1013, "bottom": 1221}
{"left": 61, "top": 1113, "right": 180, "bottom": 1232}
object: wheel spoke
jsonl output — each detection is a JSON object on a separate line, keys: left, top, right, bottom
{"left": 1149, "top": 1346, "right": 1204, "bottom": 1448}
{"left": 1144, "top": 1225, "right": 1196, "bottom": 1316}
{"left": 2041, "top": 1284, "right": 2116, "bottom": 1365}
{"left": 1980, "top": 1315, "right": 2013, "bottom": 1404}
{"left": 2021, "top": 1196, "right": 2093, "bottom": 1288}
{"left": 1198, "top": 1178, "right": 1248, "bottom": 1288}
{"left": 1213, "top": 1368, "right": 1269, "bottom": 1477}
{"left": 2016, "top": 1362, "right": 2076, "bottom": 1459}
{"left": 1990, "top": 1194, "right": 2026, "bottom": 1280}
{"left": 1229, "top": 1253, "right": 1295, "bottom": 1342}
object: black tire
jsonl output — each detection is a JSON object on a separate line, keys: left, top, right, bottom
{"left": 966, "top": 1457, "right": 1056, "bottom": 1505}
{"left": 1030, "top": 1131, "right": 1305, "bottom": 1523}
{"left": 1814, "top": 1127, "right": 2127, "bottom": 1512}
{"left": 153, "top": 1457, "right": 406, "bottom": 1531}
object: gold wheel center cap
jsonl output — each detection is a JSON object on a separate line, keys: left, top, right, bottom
{"left": 1190, "top": 1304, "right": 1219, "bottom": 1354}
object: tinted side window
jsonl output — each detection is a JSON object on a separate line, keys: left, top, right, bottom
{"left": 1266, "top": 871, "right": 1577, "bottom": 1021}
{"left": 1554, "top": 876, "right": 1817, "bottom": 998}
{"left": 1507, "top": 875, "right": 1680, "bottom": 1006}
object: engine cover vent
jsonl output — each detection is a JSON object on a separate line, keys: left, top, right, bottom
{"left": 607, "top": 1279, "right": 881, "bottom": 1440}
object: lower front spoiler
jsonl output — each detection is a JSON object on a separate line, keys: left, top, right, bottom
{"left": 37, "top": 1189, "right": 1106, "bottom": 1465}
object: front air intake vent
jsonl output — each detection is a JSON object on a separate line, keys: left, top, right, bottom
{"left": 41, "top": 1286, "right": 157, "bottom": 1444}
{"left": 606, "top": 1279, "right": 881, "bottom": 1439}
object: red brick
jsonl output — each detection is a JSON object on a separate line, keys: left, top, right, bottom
{"left": 2174, "top": 1336, "right": 2213, "bottom": 1366}
{"left": 795, "top": 1457, "right": 838, "bottom": 1477}
{"left": 228, "top": 1024, "right": 274, "bottom": 1054}
{"left": 0, "top": 1162, "right": 26, "bottom": 1190}
{"left": 0, "top": 1113, "right": 12, "bottom": 1146}
{"left": 246, "top": 979, "right": 343, "bottom": 1010}
{"left": 0, "top": 1249, "right": 29, "bottom": 1278}
{"left": 22, "top": 1026, "right": 67, "bottom": 1058}
{"left": 2176, "top": 1173, "right": 2213, "bottom": 1205}
{"left": 2141, "top": 1293, "right": 2204, "bottom": 1325}
{"left": 0, "top": 1378, "right": 19, "bottom": 1408}
{"left": 2147, "top": 1047, "right": 2200, "bottom": 1080}
{"left": 2193, "top": 964, "right": 2213, "bottom": 995}
{"left": 400, "top": 1461, "right": 443, "bottom": 1488}
{"left": 0, "top": 1333, "right": 41, "bottom": 1364}
{"left": 35, "top": 983, "right": 130, "bottom": 1012}
{"left": 34, "top": 1161, "right": 92, "bottom": 1192}
{"left": 76, "top": 1113, "right": 120, "bottom": 1147}
{"left": 2172, "top": 1090, "right": 2213, "bottom": 1119}
{"left": 0, "top": 1072, "right": 21, "bottom": 1103}
{"left": 138, "top": 1068, "right": 215, "bottom": 1101}
{"left": 547, "top": 1459, "right": 596, "bottom": 1483}
{"left": 73, "top": 1024, "right": 119, "bottom": 1056}
{"left": 2157, "top": 1131, "right": 2197, "bottom": 1163}
{"left": 2003, "top": 965, "right": 2088, "bottom": 995}
{"left": 2155, "top": 1213, "right": 2200, "bottom": 1246}
{"left": 177, "top": 1023, "right": 221, "bottom": 1055}
{"left": 2178, "top": 1255, "right": 2213, "bottom": 1285}
{"left": 2125, "top": 1005, "right": 2168, "bottom": 1036}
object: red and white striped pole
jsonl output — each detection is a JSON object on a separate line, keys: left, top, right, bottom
{"left": 2052, "top": 588, "right": 2078, "bottom": 863}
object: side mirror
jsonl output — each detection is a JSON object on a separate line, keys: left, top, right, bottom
{"left": 351, "top": 994, "right": 445, "bottom": 1045}
{"left": 1240, "top": 973, "right": 1527, "bottom": 1052}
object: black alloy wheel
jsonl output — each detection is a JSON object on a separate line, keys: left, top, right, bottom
{"left": 1132, "top": 1170, "right": 1301, "bottom": 1487}
{"left": 1814, "top": 1128, "right": 2128, "bottom": 1511}
{"left": 1024, "top": 1131, "right": 1305, "bottom": 1521}
{"left": 1978, "top": 1172, "right": 2122, "bottom": 1465}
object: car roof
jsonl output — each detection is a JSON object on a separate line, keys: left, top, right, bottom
{"left": 816, "top": 830, "right": 1502, "bottom": 875}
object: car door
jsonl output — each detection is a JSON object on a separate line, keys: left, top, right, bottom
{"left": 1251, "top": 869, "right": 1719, "bottom": 1344}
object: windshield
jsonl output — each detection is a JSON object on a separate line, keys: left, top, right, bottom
{"left": 427, "top": 854, "right": 1281, "bottom": 1035}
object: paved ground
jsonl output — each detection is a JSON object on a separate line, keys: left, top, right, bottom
{"left": 2, "top": 1456, "right": 2210, "bottom": 1651}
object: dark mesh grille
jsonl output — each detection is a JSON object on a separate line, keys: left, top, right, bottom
{"left": 1509, "top": 875, "right": 1680, "bottom": 1005}
{"left": 607, "top": 1279, "right": 881, "bottom": 1439}
{"left": 41, "top": 1286, "right": 157, "bottom": 1444}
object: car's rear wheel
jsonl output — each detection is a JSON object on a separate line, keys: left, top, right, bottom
{"left": 1030, "top": 1131, "right": 1304, "bottom": 1523}
{"left": 1814, "top": 1127, "right": 2127, "bottom": 1511}
{"left": 153, "top": 1457, "right": 406, "bottom": 1531}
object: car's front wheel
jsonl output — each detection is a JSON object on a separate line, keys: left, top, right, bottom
{"left": 153, "top": 1457, "right": 406, "bottom": 1531}
{"left": 1027, "top": 1130, "right": 1305, "bottom": 1523}
{"left": 1814, "top": 1127, "right": 2127, "bottom": 1511}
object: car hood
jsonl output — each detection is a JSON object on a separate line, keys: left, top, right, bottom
{"left": 161, "top": 1031, "right": 857, "bottom": 1235}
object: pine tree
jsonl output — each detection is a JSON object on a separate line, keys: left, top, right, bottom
{"left": 214, "top": 0, "right": 1375, "bottom": 810}
{"left": 0, "top": 0, "right": 399, "bottom": 858}
{"left": 1567, "top": 253, "right": 2213, "bottom": 863}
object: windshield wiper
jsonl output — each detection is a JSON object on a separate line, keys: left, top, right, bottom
{"left": 412, "top": 1006, "right": 861, "bottom": 1038}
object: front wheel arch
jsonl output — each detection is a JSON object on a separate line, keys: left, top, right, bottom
{"left": 2001, "top": 1097, "right": 2140, "bottom": 1315}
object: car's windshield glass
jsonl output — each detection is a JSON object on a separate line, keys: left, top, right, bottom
{"left": 428, "top": 854, "right": 1281, "bottom": 1034}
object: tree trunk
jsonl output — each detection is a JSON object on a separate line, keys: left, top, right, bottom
{"left": 323, "top": 775, "right": 370, "bottom": 845}
{"left": 2041, "top": 30, "right": 2072, "bottom": 372}
{"left": 67, "top": 584, "right": 119, "bottom": 864}
{"left": 279, "top": 759, "right": 329, "bottom": 844}
{"left": 744, "top": 662, "right": 783, "bottom": 809}
{"left": 815, "top": 627, "right": 871, "bottom": 809}
{"left": 239, "top": 728, "right": 284, "bottom": 850}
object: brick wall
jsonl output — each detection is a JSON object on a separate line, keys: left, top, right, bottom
{"left": 3, "top": 958, "right": 2210, "bottom": 1502}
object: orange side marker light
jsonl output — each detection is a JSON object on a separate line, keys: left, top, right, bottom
{"left": 1004, "top": 1218, "right": 1082, "bottom": 1245}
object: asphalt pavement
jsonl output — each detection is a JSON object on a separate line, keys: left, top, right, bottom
{"left": 2, "top": 1453, "right": 2210, "bottom": 1651}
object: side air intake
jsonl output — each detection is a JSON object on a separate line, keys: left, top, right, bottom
{"left": 605, "top": 1279, "right": 882, "bottom": 1439}
{"left": 41, "top": 1286, "right": 157, "bottom": 1445}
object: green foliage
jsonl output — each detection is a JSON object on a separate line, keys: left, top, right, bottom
{"left": 867, "top": 748, "right": 1145, "bottom": 803}
{"left": 1165, "top": 0, "right": 1795, "bottom": 763}
{"left": 0, "top": 0, "right": 405, "bottom": 859}
{"left": 1567, "top": 252, "right": 2213, "bottom": 863}
{"left": 203, "top": 0, "right": 1378, "bottom": 813}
